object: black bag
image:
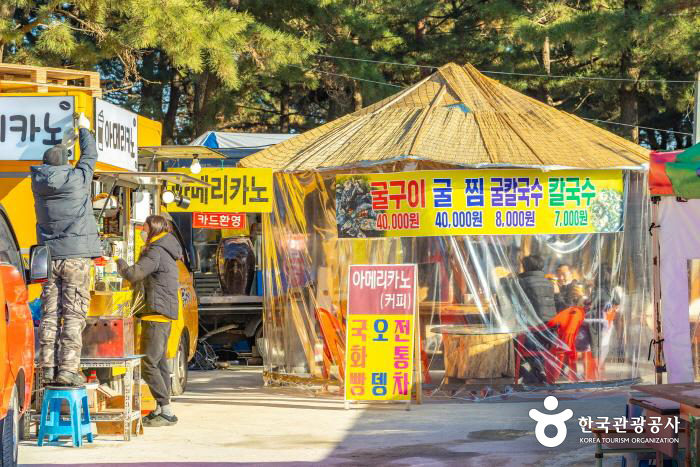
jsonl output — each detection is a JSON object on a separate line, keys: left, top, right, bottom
{"left": 575, "top": 324, "right": 592, "bottom": 351}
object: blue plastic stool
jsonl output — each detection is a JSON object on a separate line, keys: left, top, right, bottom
{"left": 37, "top": 386, "right": 93, "bottom": 447}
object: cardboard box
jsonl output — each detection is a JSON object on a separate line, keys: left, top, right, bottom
{"left": 96, "top": 384, "right": 118, "bottom": 412}
{"left": 96, "top": 418, "right": 143, "bottom": 436}
{"left": 95, "top": 387, "right": 146, "bottom": 437}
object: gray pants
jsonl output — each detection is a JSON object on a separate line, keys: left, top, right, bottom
{"left": 142, "top": 321, "right": 172, "bottom": 407}
{"left": 39, "top": 258, "right": 91, "bottom": 373}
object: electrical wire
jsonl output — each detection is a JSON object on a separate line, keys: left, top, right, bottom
{"left": 290, "top": 64, "right": 404, "bottom": 88}
{"left": 295, "top": 64, "right": 690, "bottom": 137}
{"left": 313, "top": 53, "right": 695, "bottom": 84}
{"left": 312, "top": 54, "right": 434, "bottom": 69}
{"left": 583, "top": 118, "right": 692, "bottom": 136}
{"left": 481, "top": 70, "right": 694, "bottom": 84}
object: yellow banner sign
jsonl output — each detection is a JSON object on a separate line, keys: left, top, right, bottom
{"left": 345, "top": 264, "right": 416, "bottom": 402}
{"left": 166, "top": 168, "right": 273, "bottom": 213}
{"left": 336, "top": 169, "right": 624, "bottom": 238}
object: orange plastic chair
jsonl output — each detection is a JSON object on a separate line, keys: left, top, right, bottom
{"left": 514, "top": 306, "right": 589, "bottom": 384}
{"left": 316, "top": 308, "right": 346, "bottom": 381}
{"left": 546, "top": 306, "right": 588, "bottom": 382}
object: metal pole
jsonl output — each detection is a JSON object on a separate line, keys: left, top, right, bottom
{"left": 651, "top": 200, "right": 664, "bottom": 384}
{"left": 694, "top": 71, "right": 700, "bottom": 144}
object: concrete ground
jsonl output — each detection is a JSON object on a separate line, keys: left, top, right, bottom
{"left": 20, "top": 368, "right": 638, "bottom": 466}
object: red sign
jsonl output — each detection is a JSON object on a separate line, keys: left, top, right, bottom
{"left": 192, "top": 212, "right": 246, "bottom": 229}
{"left": 347, "top": 264, "right": 417, "bottom": 315}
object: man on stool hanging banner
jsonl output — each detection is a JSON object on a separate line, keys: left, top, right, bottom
{"left": 31, "top": 113, "right": 100, "bottom": 386}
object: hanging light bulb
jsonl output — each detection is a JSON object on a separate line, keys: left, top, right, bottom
{"left": 161, "top": 190, "right": 191, "bottom": 208}
{"left": 161, "top": 190, "right": 175, "bottom": 204}
{"left": 190, "top": 156, "right": 202, "bottom": 174}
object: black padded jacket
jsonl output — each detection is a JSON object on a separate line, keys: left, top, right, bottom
{"left": 117, "top": 233, "right": 182, "bottom": 320}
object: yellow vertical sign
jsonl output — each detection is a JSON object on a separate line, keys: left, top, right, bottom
{"left": 345, "top": 264, "right": 417, "bottom": 402}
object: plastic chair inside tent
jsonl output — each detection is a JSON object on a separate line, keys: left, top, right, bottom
{"left": 547, "top": 306, "right": 599, "bottom": 382}
{"left": 316, "top": 308, "right": 345, "bottom": 381}
{"left": 514, "top": 306, "right": 595, "bottom": 384}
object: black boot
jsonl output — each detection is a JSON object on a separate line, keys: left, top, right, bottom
{"left": 41, "top": 367, "right": 56, "bottom": 385}
{"left": 55, "top": 370, "right": 86, "bottom": 386}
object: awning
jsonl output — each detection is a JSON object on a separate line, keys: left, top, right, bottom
{"left": 189, "top": 132, "right": 294, "bottom": 149}
{"left": 94, "top": 171, "right": 212, "bottom": 189}
{"left": 139, "top": 145, "right": 227, "bottom": 161}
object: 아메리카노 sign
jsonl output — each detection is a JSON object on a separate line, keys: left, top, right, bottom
{"left": 335, "top": 169, "right": 624, "bottom": 238}
{"left": 166, "top": 168, "right": 273, "bottom": 213}
{"left": 0, "top": 96, "right": 74, "bottom": 160}
{"left": 345, "top": 264, "right": 417, "bottom": 402}
{"left": 94, "top": 98, "right": 138, "bottom": 171}
{"left": 192, "top": 212, "right": 246, "bottom": 229}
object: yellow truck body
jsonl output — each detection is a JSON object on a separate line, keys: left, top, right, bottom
{"left": 0, "top": 91, "right": 197, "bottom": 379}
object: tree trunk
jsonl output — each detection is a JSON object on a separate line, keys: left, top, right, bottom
{"left": 163, "top": 70, "right": 182, "bottom": 144}
{"left": 279, "top": 83, "right": 289, "bottom": 133}
{"left": 416, "top": 18, "right": 431, "bottom": 78}
{"left": 0, "top": 3, "right": 18, "bottom": 62}
{"left": 539, "top": 35, "right": 554, "bottom": 106}
{"left": 646, "top": 130, "right": 660, "bottom": 150}
{"left": 192, "top": 72, "right": 219, "bottom": 136}
{"left": 618, "top": 0, "right": 641, "bottom": 143}
{"left": 352, "top": 79, "right": 363, "bottom": 111}
{"left": 328, "top": 98, "right": 342, "bottom": 121}
{"left": 349, "top": 35, "right": 363, "bottom": 110}
{"left": 674, "top": 132, "right": 687, "bottom": 149}
{"left": 138, "top": 51, "right": 165, "bottom": 121}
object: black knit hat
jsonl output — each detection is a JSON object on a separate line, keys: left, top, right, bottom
{"left": 43, "top": 146, "right": 69, "bottom": 166}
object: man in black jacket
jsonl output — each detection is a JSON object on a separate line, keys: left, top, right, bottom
{"left": 519, "top": 255, "right": 557, "bottom": 323}
{"left": 31, "top": 113, "right": 101, "bottom": 386}
{"left": 518, "top": 255, "right": 558, "bottom": 384}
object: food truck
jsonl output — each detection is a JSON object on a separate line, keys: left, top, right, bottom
{"left": 0, "top": 65, "right": 206, "bottom": 397}
{"left": 142, "top": 135, "right": 283, "bottom": 364}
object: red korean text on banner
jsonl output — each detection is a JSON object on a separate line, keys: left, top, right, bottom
{"left": 192, "top": 212, "right": 246, "bottom": 230}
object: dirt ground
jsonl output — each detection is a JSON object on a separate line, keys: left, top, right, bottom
{"left": 20, "top": 368, "right": 638, "bottom": 466}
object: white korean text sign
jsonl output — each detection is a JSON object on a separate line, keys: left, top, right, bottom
{"left": 0, "top": 96, "right": 74, "bottom": 160}
{"left": 95, "top": 98, "right": 138, "bottom": 171}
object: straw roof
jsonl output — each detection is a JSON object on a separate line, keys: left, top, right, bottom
{"left": 239, "top": 63, "right": 649, "bottom": 171}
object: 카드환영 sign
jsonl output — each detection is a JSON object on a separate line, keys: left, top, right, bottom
{"left": 335, "top": 169, "right": 624, "bottom": 238}
{"left": 192, "top": 212, "right": 246, "bottom": 229}
{"left": 94, "top": 98, "right": 138, "bottom": 171}
{"left": 166, "top": 168, "right": 273, "bottom": 213}
{"left": 0, "top": 96, "right": 74, "bottom": 160}
{"left": 345, "top": 264, "right": 417, "bottom": 403}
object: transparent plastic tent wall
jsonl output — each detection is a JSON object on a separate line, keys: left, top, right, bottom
{"left": 261, "top": 162, "right": 653, "bottom": 397}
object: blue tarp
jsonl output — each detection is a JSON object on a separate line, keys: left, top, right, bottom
{"left": 165, "top": 131, "right": 295, "bottom": 168}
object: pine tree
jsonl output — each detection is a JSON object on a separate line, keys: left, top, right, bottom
{"left": 0, "top": 0, "right": 317, "bottom": 142}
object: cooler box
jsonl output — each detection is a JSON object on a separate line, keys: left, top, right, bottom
{"left": 81, "top": 317, "right": 134, "bottom": 357}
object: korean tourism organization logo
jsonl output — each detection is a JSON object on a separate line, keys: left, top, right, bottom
{"left": 529, "top": 396, "right": 573, "bottom": 448}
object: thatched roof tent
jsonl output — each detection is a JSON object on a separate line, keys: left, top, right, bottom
{"left": 239, "top": 63, "right": 648, "bottom": 172}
